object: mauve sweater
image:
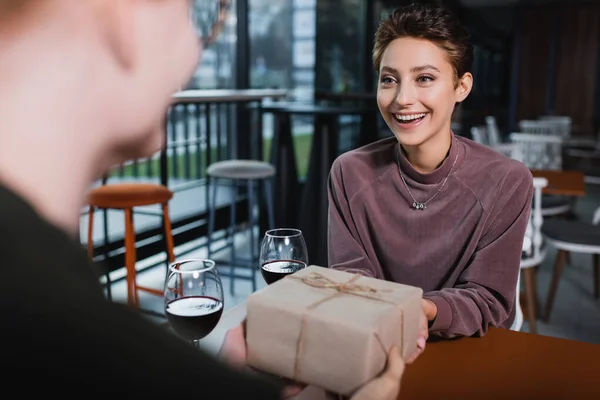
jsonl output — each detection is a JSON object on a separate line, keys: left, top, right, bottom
{"left": 327, "top": 134, "right": 534, "bottom": 338}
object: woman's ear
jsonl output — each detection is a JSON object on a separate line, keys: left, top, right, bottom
{"left": 95, "top": 0, "right": 136, "bottom": 70}
{"left": 455, "top": 72, "right": 473, "bottom": 103}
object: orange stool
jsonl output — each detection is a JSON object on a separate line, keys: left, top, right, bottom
{"left": 86, "top": 183, "right": 175, "bottom": 308}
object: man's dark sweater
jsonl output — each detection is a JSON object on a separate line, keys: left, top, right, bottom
{"left": 328, "top": 134, "right": 533, "bottom": 338}
{"left": 0, "top": 185, "right": 281, "bottom": 397}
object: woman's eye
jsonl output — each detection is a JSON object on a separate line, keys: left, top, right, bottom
{"left": 380, "top": 76, "right": 395, "bottom": 84}
{"left": 417, "top": 75, "right": 434, "bottom": 83}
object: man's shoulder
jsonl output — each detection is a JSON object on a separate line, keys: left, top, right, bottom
{"left": 0, "top": 184, "right": 101, "bottom": 293}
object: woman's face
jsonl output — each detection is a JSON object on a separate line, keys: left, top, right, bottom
{"left": 376, "top": 37, "right": 472, "bottom": 148}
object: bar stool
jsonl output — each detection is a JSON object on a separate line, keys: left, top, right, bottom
{"left": 86, "top": 183, "right": 175, "bottom": 308}
{"left": 206, "top": 160, "right": 276, "bottom": 294}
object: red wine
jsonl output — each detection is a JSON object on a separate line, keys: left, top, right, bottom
{"left": 165, "top": 296, "right": 223, "bottom": 341}
{"left": 260, "top": 260, "right": 306, "bottom": 285}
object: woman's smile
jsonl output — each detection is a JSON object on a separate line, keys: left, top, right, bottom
{"left": 391, "top": 112, "right": 430, "bottom": 130}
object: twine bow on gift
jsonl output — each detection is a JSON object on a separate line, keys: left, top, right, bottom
{"left": 299, "top": 272, "right": 381, "bottom": 294}
{"left": 288, "top": 271, "right": 396, "bottom": 383}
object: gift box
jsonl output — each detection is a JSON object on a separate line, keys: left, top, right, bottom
{"left": 246, "top": 265, "right": 423, "bottom": 396}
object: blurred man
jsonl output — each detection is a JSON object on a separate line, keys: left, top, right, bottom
{"left": 0, "top": 1, "right": 404, "bottom": 398}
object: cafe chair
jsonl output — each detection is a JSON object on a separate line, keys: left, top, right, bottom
{"left": 470, "top": 126, "right": 489, "bottom": 145}
{"left": 509, "top": 132, "right": 563, "bottom": 171}
{"left": 538, "top": 115, "right": 572, "bottom": 139}
{"left": 509, "top": 132, "right": 572, "bottom": 218}
{"left": 206, "top": 159, "right": 276, "bottom": 295}
{"left": 562, "top": 146, "right": 600, "bottom": 186}
{"left": 541, "top": 205, "right": 600, "bottom": 322}
{"left": 485, "top": 116, "right": 502, "bottom": 146}
{"left": 515, "top": 177, "right": 548, "bottom": 334}
{"left": 518, "top": 119, "right": 561, "bottom": 137}
{"left": 511, "top": 273, "right": 524, "bottom": 332}
{"left": 86, "top": 183, "right": 175, "bottom": 309}
{"left": 491, "top": 142, "right": 522, "bottom": 160}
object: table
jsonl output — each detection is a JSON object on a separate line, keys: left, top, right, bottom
{"left": 259, "top": 102, "right": 376, "bottom": 267}
{"left": 530, "top": 169, "right": 586, "bottom": 197}
{"left": 171, "top": 88, "right": 289, "bottom": 104}
{"left": 204, "top": 303, "right": 600, "bottom": 399}
{"left": 399, "top": 328, "right": 600, "bottom": 399}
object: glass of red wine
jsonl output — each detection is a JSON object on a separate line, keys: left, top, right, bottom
{"left": 259, "top": 228, "right": 308, "bottom": 285}
{"left": 164, "top": 259, "right": 224, "bottom": 348}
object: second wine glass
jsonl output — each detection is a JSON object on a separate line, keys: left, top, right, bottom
{"left": 259, "top": 228, "right": 308, "bottom": 285}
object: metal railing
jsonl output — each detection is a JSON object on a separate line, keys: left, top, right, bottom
{"left": 85, "top": 89, "right": 288, "bottom": 277}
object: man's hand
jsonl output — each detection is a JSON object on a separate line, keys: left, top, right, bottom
{"left": 218, "top": 322, "right": 305, "bottom": 399}
{"left": 350, "top": 346, "right": 405, "bottom": 400}
{"left": 218, "top": 323, "right": 247, "bottom": 368}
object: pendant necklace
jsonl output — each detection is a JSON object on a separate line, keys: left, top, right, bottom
{"left": 397, "top": 145, "right": 459, "bottom": 210}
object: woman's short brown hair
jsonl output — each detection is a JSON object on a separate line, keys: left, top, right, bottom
{"left": 373, "top": 2, "right": 473, "bottom": 83}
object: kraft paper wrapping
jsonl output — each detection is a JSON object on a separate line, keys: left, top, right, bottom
{"left": 246, "top": 265, "right": 423, "bottom": 396}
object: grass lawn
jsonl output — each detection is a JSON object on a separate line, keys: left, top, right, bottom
{"left": 111, "top": 134, "right": 313, "bottom": 180}
{"left": 262, "top": 133, "right": 312, "bottom": 179}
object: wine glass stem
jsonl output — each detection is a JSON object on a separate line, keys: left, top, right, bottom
{"left": 192, "top": 339, "right": 201, "bottom": 349}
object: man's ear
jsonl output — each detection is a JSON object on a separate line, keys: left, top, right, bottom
{"left": 455, "top": 72, "right": 473, "bottom": 103}
{"left": 96, "top": 0, "right": 136, "bottom": 70}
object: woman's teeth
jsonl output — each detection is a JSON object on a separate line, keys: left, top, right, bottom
{"left": 394, "top": 113, "right": 426, "bottom": 122}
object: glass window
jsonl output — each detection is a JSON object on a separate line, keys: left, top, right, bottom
{"left": 249, "top": 0, "right": 293, "bottom": 89}
{"left": 249, "top": 0, "right": 316, "bottom": 95}
{"left": 293, "top": 40, "right": 316, "bottom": 69}
{"left": 294, "top": 9, "right": 317, "bottom": 38}
{"left": 186, "top": 0, "right": 238, "bottom": 89}
{"left": 250, "top": 0, "right": 317, "bottom": 179}
{"left": 315, "top": 0, "right": 367, "bottom": 93}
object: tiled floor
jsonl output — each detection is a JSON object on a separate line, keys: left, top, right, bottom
{"left": 99, "top": 184, "right": 600, "bottom": 347}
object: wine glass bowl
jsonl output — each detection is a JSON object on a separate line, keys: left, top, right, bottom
{"left": 259, "top": 228, "right": 309, "bottom": 285}
{"left": 164, "top": 259, "right": 224, "bottom": 345}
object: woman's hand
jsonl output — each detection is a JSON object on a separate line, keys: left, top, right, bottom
{"left": 349, "top": 346, "right": 405, "bottom": 400}
{"left": 422, "top": 298, "right": 438, "bottom": 321}
{"left": 405, "top": 298, "right": 436, "bottom": 364}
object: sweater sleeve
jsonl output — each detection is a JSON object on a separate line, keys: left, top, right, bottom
{"left": 424, "top": 164, "right": 534, "bottom": 338}
{"left": 327, "top": 158, "right": 384, "bottom": 279}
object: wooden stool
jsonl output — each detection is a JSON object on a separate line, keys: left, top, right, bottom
{"left": 86, "top": 183, "right": 175, "bottom": 308}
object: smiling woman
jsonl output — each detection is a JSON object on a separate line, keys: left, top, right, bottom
{"left": 327, "top": 2, "right": 535, "bottom": 357}
{"left": 373, "top": 4, "right": 473, "bottom": 172}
